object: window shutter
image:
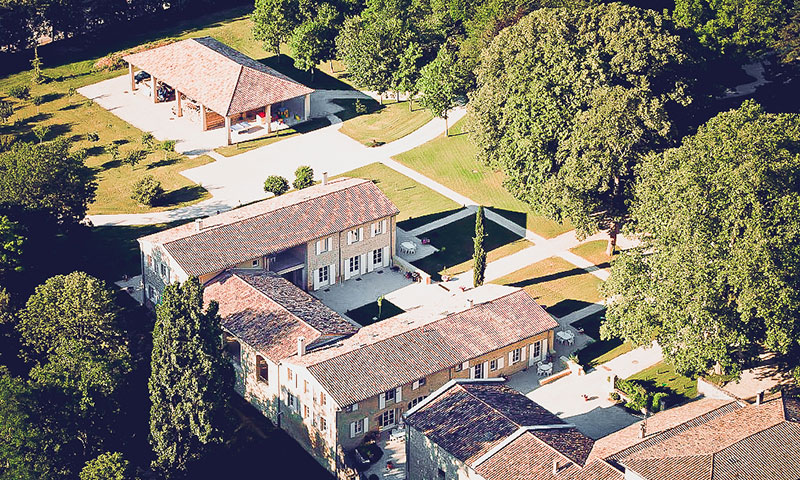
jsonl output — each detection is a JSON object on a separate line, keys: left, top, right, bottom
{"left": 521, "top": 347, "right": 527, "bottom": 360}
{"left": 382, "top": 219, "right": 387, "bottom": 234}
{"left": 315, "top": 240, "right": 321, "bottom": 255}
{"left": 469, "top": 366, "right": 476, "bottom": 379}
{"left": 483, "top": 362, "right": 489, "bottom": 379}
{"left": 508, "top": 351, "right": 514, "bottom": 365}
{"left": 396, "top": 386, "right": 402, "bottom": 402}
{"left": 326, "top": 237, "right": 332, "bottom": 251}
{"left": 371, "top": 223, "right": 376, "bottom": 237}
{"left": 382, "top": 246, "right": 390, "bottom": 267}
{"left": 344, "top": 260, "right": 351, "bottom": 280}
{"left": 498, "top": 357, "right": 504, "bottom": 369}
{"left": 347, "top": 231, "right": 353, "bottom": 245}
{"left": 363, "top": 417, "right": 369, "bottom": 432}
{"left": 313, "top": 268, "right": 320, "bottom": 291}
{"left": 367, "top": 252, "right": 374, "bottom": 272}
{"left": 350, "top": 422, "right": 356, "bottom": 438}
{"left": 360, "top": 253, "right": 367, "bottom": 274}
{"left": 462, "top": 361, "right": 469, "bottom": 371}
{"left": 379, "top": 393, "right": 385, "bottom": 409}
{"left": 352, "top": 402, "right": 358, "bottom": 411}
{"left": 358, "top": 227, "right": 364, "bottom": 241}
{"left": 542, "top": 338, "right": 548, "bottom": 355}
{"left": 412, "top": 380, "right": 419, "bottom": 390}
{"left": 329, "top": 264, "right": 336, "bottom": 285}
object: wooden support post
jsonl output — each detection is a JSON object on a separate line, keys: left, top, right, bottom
{"left": 176, "top": 91, "right": 182, "bottom": 117}
{"left": 304, "top": 94, "right": 310, "bottom": 121}
{"left": 200, "top": 104, "right": 208, "bottom": 131}
{"left": 225, "top": 116, "right": 232, "bottom": 145}
{"left": 266, "top": 104, "right": 272, "bottom": 134}
{"left": 128, "top": 63, "right": 136, "bottom": 91}
{"left": 152, "top": 76, "right": 158, "bottom": 103}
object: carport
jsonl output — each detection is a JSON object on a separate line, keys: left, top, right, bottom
{"left": 124, "top": 36, "right": 314, "bottom": 145}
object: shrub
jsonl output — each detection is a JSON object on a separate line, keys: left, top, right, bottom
{"left": 609, "top": 391, "right": 620, "bottom": 402}
{"left": 160, "top": 140, "right": 176, "bottom": 160}
{"left": 0, "top": 100, "right": 13, "bottom": 123}
{"left": 105, "top": 143, "right": 120, "bottom": 160}
{"left": 32, "top": 125, "right": 51, "bottom": 143}
{"left": 141, "top": 132, "right": 155, "bottom": 149}
{"left": 131, "top": 175, "right": 163, "bottom": 206}
{"left": 354, "top": 99, "right": 367, "bottom": 114}
{"left": 651, "top": 392, "right": 669, "bottom": 412}
{"left": 8, "top": 84, "right": 30, "bottom": 100}
{"left": 87, "top": 131, "right": 100, "bottom": 142}
{"left": 80, "top": 452, "right": 129, "bottom": 480}
{"left": 264, "top": 175, "right": 289, "bottom": 196}
{"left": 293, "top": 165, "right": 314, "bottom": 190}
{"left": 0, "top": 134, "right": 17, "bottom": 152}
{"left": 123, "top": 149, "right": 146, "bottom": 169}
{"left": 32, "top": 95, "right": 44, "bottom": 113}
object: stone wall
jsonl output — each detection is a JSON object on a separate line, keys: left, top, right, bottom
{"left": 406, "top": 426, "right": 477, "bottom": 480}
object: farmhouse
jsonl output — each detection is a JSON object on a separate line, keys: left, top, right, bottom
{"left": 124, "top": 36, "right": 314, "bottom": 145}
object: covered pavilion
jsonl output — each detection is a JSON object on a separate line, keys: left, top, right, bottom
{"left": 124, "top": 37, "right": 314, "bottom": 145}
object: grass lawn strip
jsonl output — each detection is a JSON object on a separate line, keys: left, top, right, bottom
{"left": 572, "top": 311, "right": 633, "bottom": 368}
{"left": 411, "top": 213, "right": 524, "bottom": 281}
{"left": 569, "top": 240, "right": 614, "bottom": 269}
{"left": 214, "top": 117, "right": 331, "bottom": 157}
{"left": 335, "top": 98, "right": 433, "bottom": 146}
{"left": 491, "top": 256, "right": 603, "bottom": 318}
{"left": 626, "top": 361, "right": 698, "bottom": 404}
{"left": 393, "top": 119, "right": 572, "bottom": 239}
{"left": 335, "top": 163, "right": 461, "bottom": 226}
{"left": 441, "top": 239, "right": 531, "bottom": 277}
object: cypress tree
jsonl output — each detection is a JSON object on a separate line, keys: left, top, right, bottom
{"left": 149, "top": 278, "right": 233, "bottom": 477}
{"left": 473, "top": 206, "right": 487, "bottom": 287}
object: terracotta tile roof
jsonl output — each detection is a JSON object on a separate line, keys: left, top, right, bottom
{"left": 139, "top": 178, "right": 399, "bottom": 277}
{"left": 286, "top": 289, "right": 558, "bottom": 406}
{"left": 593, "top": 396, "right": 800, "bottom": 480}
{"left": 124, "top": 37, "right": 313, "bottom": 116}
{"left": 203, "top": 271, "right": 356, "bottom": 362}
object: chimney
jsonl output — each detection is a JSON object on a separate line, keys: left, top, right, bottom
{"left": 639, "top": 420, "right": 647, "bottom": 439}
{"left": 195, "top": 218, "right": 203, "bottom": 231}
{"left": 297, "top": 336, "right": 306, "bottom": 357}
{"left": 552, "top": 459, "right": 559, "bottom": 475}
{"left": 468, "top": 298, "right": 474, "bottom": 309}
{"left": 756, "top": 390, "right": 765, "bottom": 405}
{"left": 322, "top": 172, "right": 328, "bottom": 185}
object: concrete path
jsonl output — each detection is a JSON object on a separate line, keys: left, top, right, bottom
{"left": 723, "top": 60, "right": 770, "bottom": 98}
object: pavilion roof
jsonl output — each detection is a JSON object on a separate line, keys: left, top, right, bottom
{"left": 124, "top": 37, "right": 313, "bottom": 116}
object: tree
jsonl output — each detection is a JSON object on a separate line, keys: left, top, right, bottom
{"left": 17, "top": 271, "right": 123, "bottom": 358}
{"left": 288, "top": 4, "right": 338, "bottom": 80}
{"left": 160, "top": 139, "right": 176, "bottom": 160}
{"left": 32, "top": 125, "right": 50, "bottom": 144}
{"left": 472, "top": 206, "right": 486, "bottom": 287}
{"left": 8, "top": 84, "right": 30, "bottom": 100}
{"left": 30, "top": 45, "right": 44, "bottom": 84}
{"left": 0, "top": 100, "right": 13, "bottom": 123}
{"left": 394, "top": 42, "right": 422, "bottom": 109}
{"left": 0, "top": 137, "right": 97, "bottom": 225}
{"left": 80, "top": 452, "right": 130, "bottom": 480}
{"left": 149, "top": 278, "right": 233, "bottom": 476}
{"left": 602, "top": 101, "right": 800, "bottom": 378}
{"left": 122, "top": 149, "right": 146, "bottom": 169}
{"left": 673, "top": 0, "right": 793, "bottom": 56}
{"left": 775, "top": 1, "right": 800, "bottom": 63}
{"left": 470, "top": 4, "right": 690, "bottom": 251}
{"left": 0, "top": 215, "right": 24, "bottom": 276}
{"left": 293, "top": 165, "right": 314, "bottom": 189}
{"left": 264, "top": 175, "right": 289, "bottom": 195}
{"left": 418, "top": 44, "right": 463, "bottom": 135}
{"left": 32, "top": 95, "right": 44, "bottom": 114}
{"left": 252, "top": 0, "right": 299, "bottom": 56}
{"left": 131, "top": 175, "right": 163, "bottom": 206}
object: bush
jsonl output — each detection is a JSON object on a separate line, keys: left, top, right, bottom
{"left": 141, "top": 132, "right": 155, "bottom": 149}
{"left": 0, "top": 101, "right": 13, "bottom": 123}
{"left": 293, "top": 165, "right": 314, "bottom": 190}
{"left": 609, "top": 391, "right": 620, "bottom": 402}
{"left": 264, "top": 175, "right": 289, "bottom": 196}
{"left": 354, "top": 99, "right": 367, "bottom": 114}
{"left": 8, "top": 84, "right": 29, "bottom": 100}
{"left": 80, "top": 452, "right": 129, "bottom": 480}
{"left": 131, "top": 175, "right": 163, "bottom": 206}
{"left": 0, "top": 134, "right": 17, "bottom": 152}
{"left": 87, "top": 131, "right": 100, "bottom": 142}
{"left": 651, "top": 392, "right": 669, "bottom": 412}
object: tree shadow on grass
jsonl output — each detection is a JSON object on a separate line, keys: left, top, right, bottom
{"left": 147, "top": 157, "right": 179, "bottom": 169}
{"left": 58, "top": 103, "right": 82, "bottom": 112}
{"left": 488, "top": 207, "right": 527, "bottom": 229}
{"left": 507, "top": 265, "right": 608, "bottom": 289}
{"left": 331, "top": 98, "right": 382, "bottom": 122}
{"left": 259, "top": 54, "right": 356, "bottom": 91}
{"left": 397, "top": 208, "right": 465, "bottom": 232}
{"left": 157, "top": 185, "right": 206, "bottom": 207}
{"left": 85, "top": 145, "right": 106, "bottom": 157}
{"left": 41, "top": 92, "right": 64, "bottom": 103}
{"left": 98, "top": 159, "right": 122, "bottom": 170}
{"left": 546, "top": 299, "right": 596, "bottom": 319}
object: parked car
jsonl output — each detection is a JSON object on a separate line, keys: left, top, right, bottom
{"left": 134, "top": 71, "right": 151, "bottom": 83}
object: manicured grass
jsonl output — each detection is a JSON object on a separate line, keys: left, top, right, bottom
{"left": 570, "top": 240, "right": 614, "bottom": 268}
{"left": 335, "top": 162, "right": 461, "bottom": 226}
{"left": 411, "top": 214, "right": 524, "bottom": 281}
{"left": 214, "top": 117, "right": 331, "bottom": 157}
{"left": 573, "top": 311, "right": 633, "bottom": 368}
{"left": 627, "top": 361, "right": 698, "bottom": 404}
{"left": 336, "top": 99, "right": 433, "bottom": 146}
{"left": 442, "top": 239, "right": 530, "bottom": 277}
{"left": 491, "top": 256, "right": 603, "bottom": 318}
{"left": 345, "top": 299, "right": 404, "bottom": 326}
{"left": 393, "top": 119, "right": 572, "bottom": 239}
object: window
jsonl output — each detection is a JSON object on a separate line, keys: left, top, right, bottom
{"left": 473, "top": 362, "right": 485, "bottom": 379}
{"left": 348, "top": 403, "right": 359, "bottom": 412}
{"left": 147, "top": 285, "right": 158, "bottom": 302}
{"left": 373, "top": 221, "right": 384, "bottom": 235}
{"left": 287, "top": 392, "right": 297, "bottom": 412}
{"left": 408, "top": 397, "right": 425, "bottom": 409}
{"left": 304, "top": 405, "right": 310, "bottom": 419}
{"left": 320, "top": 391, "right": 327, "bottom": 406}
{"left": 147, "top": 254, "right": 152, "bottom": 268}
{"left": 490, "top": 359, "right": 498, "bottom": 371}
{"left": 351, "top": 418, "right": 365, "bottom": 436}
{"left": 304, "top": 380, "right": 308, "bottom": 394}
{"left": 349, "top": 255, "right": 360, "bottom": 273}
{"left": 316, "top": 237, "right": 332, "bottom": 254}
{"left": 287, "top": 368, "right": 293, "bottom": 382}
{"left": 373, "top": 248, "right": 383, "bottom": 266}
{"left": 454, "top": 362, "right": 463, "bottom": 372}
{"left": 223, "top": 333, "right": 240, "bottom": 364}
{"left": 511, "top": 348, "right": 522, "bottom": 364}
{"left": 378, "top": 409, "right": 396, "bottom": 428}
{"left": 385, "top": 388, "right": 396, "bottom": 402}
{"left": 318, "top": 265, "right": 329, "bottom": 284}
{"left": 320, "top": 417, "right": 328, "bottom": 431}
{"left": 438, "top": 468, "right": 446, "bottom": 480}
{"left": 159, "top": 262, "right": 169, "bottom": 279}
{"left": 533, "top": 341, "right": 542, "bottom": 360}
{"left": 349, "top": 229, "right": 361, "bottom": 243}
{"left": 417, "top": 377, "right": 426, "bottom": 387}
{"left": 256, "top": 355, "right": 268, "bottom": 383}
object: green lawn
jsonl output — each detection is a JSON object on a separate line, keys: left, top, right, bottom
{"left": 336, "top": 98, "right": 433, "bottom": 146}
{"left": 412, "top": 214, "right": 524, "bottom": 280}
{"left": 570, "top": 240, "right": 615, "bottom": 269}
{"left": 214, "top": 117, "right": 331, "bottom": 157}
{"left": 627, "top": 361, "right": 698, "bottom": 405}
{"left": 335, "top": 162, "right": 462, "bottom": 226}
{"left": 491, "top": 256, "right": 603, "bottom": 318}
{"left": 345, "top": 299, "right": 405, "bottom": 327}
{"left": 393, "top": 119, "right": 572, "bottom": 239}
{"left": 572, "top": 311, "right": 633, "bottom": 368}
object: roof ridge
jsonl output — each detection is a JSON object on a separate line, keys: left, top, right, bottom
{"left": 232, "top": 272, "right": 323, "bottom": 337}
{"left": 226, "top": 65, "right": 245, "bottom": 116}
{"left": 160, "top": 177, "right": 366, "bottom": 246}
{"left": 472, "top": 425, "right": 578, "bottom": 469}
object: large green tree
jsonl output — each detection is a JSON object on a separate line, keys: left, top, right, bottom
{"left": 602, "top": 101, "right": 800, "bottom": 378}
{"left": 252, "top": 0, "right": 299, "bottom": 55}
{"left": 417, "top": 43, "right": 464, "bottom": 135}
{"left": 0, "top": 138, "right": 96, "bottom": 225}
{"left": 472, "top": 206, "right": 486, "bottom": 287}
{"left": 288, "top": 3, "right": 338, "bottom": 78}
{"left": 149, "top": 277, "right": 233, "bottom": 477}
{"left": 0, "top": 215, "right": 24, "bottom": 276}
{"left": 469, "top": 4, "right": 690, "bottom": 252}
{"left": 673, "top": 0, "right": 793, "bottom": 56}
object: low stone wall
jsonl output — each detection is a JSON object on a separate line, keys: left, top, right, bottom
{"left": 392, "top": 255, "right": 432, "bottom": 285}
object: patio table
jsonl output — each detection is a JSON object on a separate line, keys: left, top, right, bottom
{"left": 556, "top": 330, "right": 575, "bottom": 345}
{"left": 537, "top": 362, "right": 553, "bottom": 376}
{"left": 400, "top": 241, "right": 416, "bottom": 255}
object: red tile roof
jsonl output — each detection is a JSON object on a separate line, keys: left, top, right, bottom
{"left": 139, "top": 178, "right": 399, "bottom": 277}
{"left": 286, "top": 289, "right": 558, "bottom": 406}
{"left": 204, "top": 271, "right": 356, "bottom": 362}
{"left": 124, "top": 37, "right": 313, "bottom": 116}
